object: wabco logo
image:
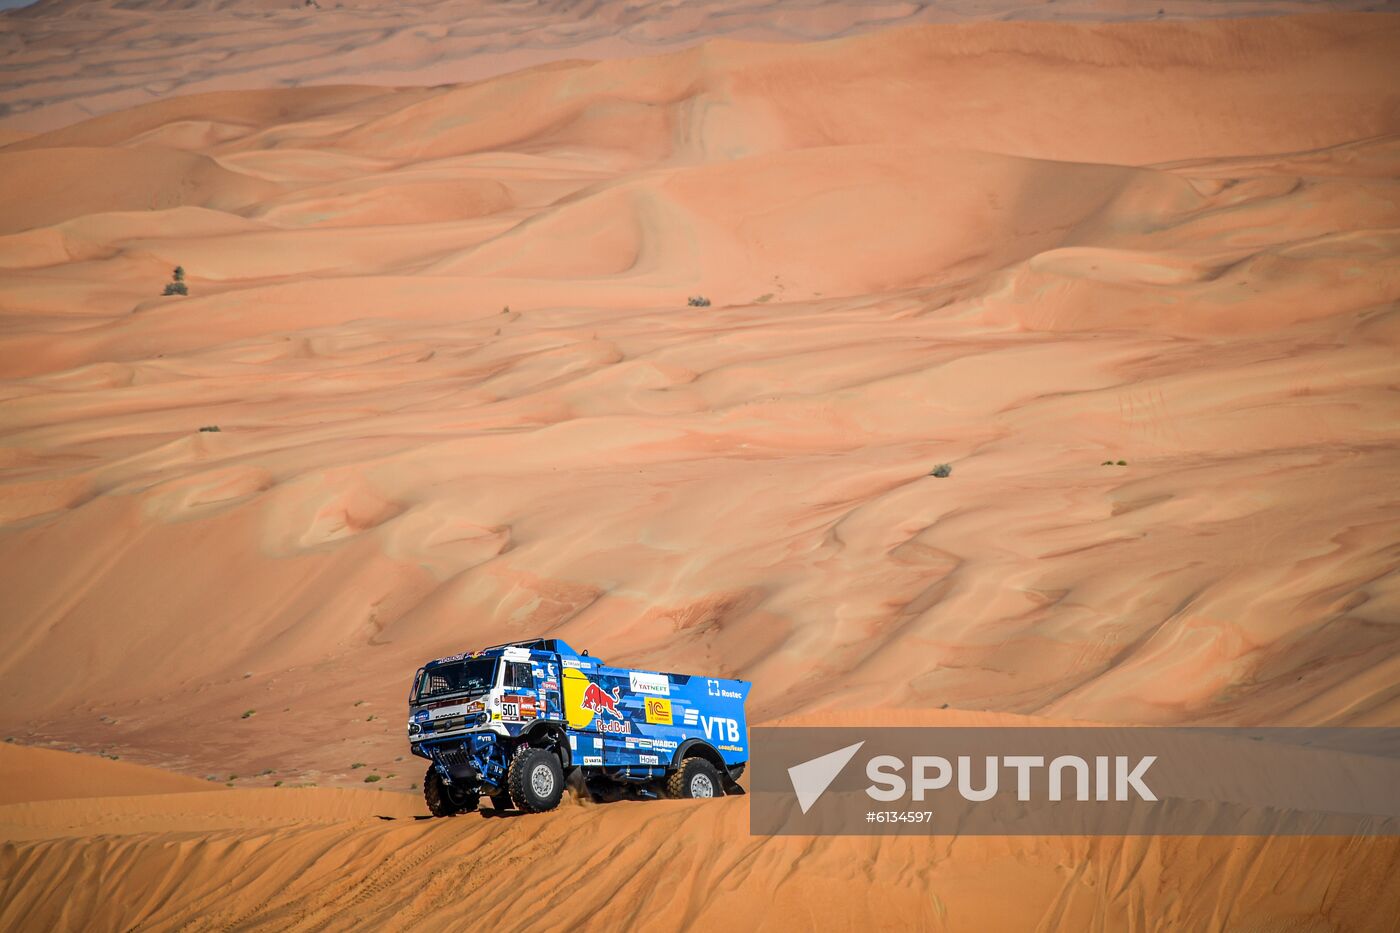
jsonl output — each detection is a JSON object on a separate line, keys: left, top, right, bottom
{"left": 787, "top": 741, "right": 1157, "bottom": 814}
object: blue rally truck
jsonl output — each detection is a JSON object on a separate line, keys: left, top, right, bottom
{"left": 408, "top": 638, "right": 750, "bottom": 815}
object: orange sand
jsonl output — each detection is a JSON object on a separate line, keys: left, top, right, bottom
{"left": 2, "top": 735, "right": 1398, "bottom": 930}
{"left": 3, "top": 0, "right": 1394, "bottom": 134}
{"left": 1, "top": 6, "right": 1398, "bottom": 930}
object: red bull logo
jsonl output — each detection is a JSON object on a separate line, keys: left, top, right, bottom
{"left": 581, "top": 681, "right": 624, "bottom": 720}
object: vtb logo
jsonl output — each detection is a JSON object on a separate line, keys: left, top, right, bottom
{"left": 702, "top": 716, "right": 741, "bottom": 743}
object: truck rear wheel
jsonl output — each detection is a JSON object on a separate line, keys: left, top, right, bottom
{"left": 507, "top": 747, "right": 565, "bottom": 813}
{"left": 424, "top": 765, "right": 478, "bottom": 817}
{"left": 667, "top": 758, "right": 722, "bottom": 799}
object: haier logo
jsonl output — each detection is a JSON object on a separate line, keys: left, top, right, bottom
{"left": 701, "top": 716, "right": 741, "bottom": 744}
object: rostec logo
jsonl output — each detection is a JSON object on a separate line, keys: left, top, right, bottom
{"left": 706, "top": 678, "right": 743, "bottom": 699}
{"left": 786, "top": 742, "right": 1158, "bottom": 813}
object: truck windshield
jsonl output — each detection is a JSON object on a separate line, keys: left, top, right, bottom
{"left": 414, "top": 658, "right": 497, "bottom": 702}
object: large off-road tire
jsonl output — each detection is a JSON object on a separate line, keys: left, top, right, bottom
{"left": 424, "top": 765, "right": 478, "bottom": 817}
{"left": 507, "top": 746, "right": 565, "bottom": 813}
{"left": 666, "top": 757, "right": 723, "bottom": 799}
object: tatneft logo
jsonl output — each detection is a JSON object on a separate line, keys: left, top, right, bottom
{"left": 787, "top": 741, "right": 1158, "bottom": 814}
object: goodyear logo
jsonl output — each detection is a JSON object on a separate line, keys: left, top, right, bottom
{"left": 644, "top": 697, "right": 672, "bottom": 726}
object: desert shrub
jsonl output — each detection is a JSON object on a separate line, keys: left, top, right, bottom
{"left": 364, "top": 774, "right": 381, "bottom": 783}
{"left": 241, "top": 709, "right": 255, "bottom": 719}
{"left": 930, "top": 464, "right": 952, "bottom": 478}
{"left": 688, "top": 295, "right": 711, "bottom": 307}
{"left": 162, "top": 266, "right": 188, "bottom": 296}
{"left": 199, "top": 425, "right": 220, "bottom": 433}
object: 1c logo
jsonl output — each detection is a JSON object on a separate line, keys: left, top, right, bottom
{"left": 644, "top": 697, "right": 673, "bottom": 725}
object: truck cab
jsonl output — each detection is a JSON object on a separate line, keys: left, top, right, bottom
{"left": 408, "top": 638, "right": 749, "bottom": 815}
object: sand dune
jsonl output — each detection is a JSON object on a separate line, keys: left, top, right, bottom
{"left": 1, "top": 15, "right": 1396, "bottom": 751}
{"left": 1, "top": 7, "right": 1398, "bottom": 931}
{"left": 2, "top": 0, "right": 1393, "bottom": 133}
{"left": 0, "top": 741, "right": 215, "bottom": 805}
{"left": 2, "top": 742, "right": 1398, "bottom": 930}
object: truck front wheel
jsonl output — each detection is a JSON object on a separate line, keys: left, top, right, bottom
{"left": 507, "top": 747, "right": 565, "bottom": 813}
{"left": 667, "top": 758, "right": 723, "bottom": 799}
{"left": 424, "top": 766, "right": 478, "bottom": 817}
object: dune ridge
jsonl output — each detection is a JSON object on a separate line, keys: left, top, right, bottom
{"left": 3, "top": 0, "right": 1394, "bottom": 133}
{"left": 3, "top": 740, "right": 1399, "bottom": 931}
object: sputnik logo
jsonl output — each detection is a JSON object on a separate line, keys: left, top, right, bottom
{"left": 787, "top": 741, "right": 864, "bottom": 813}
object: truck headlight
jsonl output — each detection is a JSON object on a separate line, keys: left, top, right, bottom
{"left": 408, "top": 722, "right": 421, "bottom": 736}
